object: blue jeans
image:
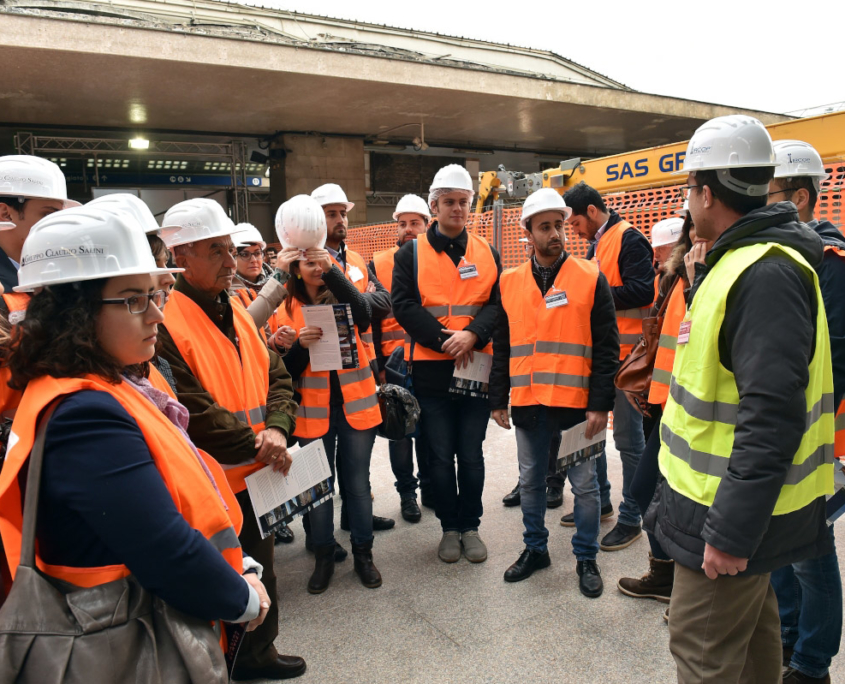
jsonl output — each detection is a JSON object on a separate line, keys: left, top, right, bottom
{"left": 515, "top": 409, "right": 599, "bottom": 560}
{"left": 771, "top": 528, "right": 842, "bottom": 678}
{"left": 417, "top": 394, "right": 489, "bottom": 532}
{"left": 300, "top": 405, "right": 376, "bottom": 547}
{"left": 596, "top": 386, "right": 644, "bottom": 526}
{"left": 388, "top": 427, "right": 431, "bottom": 498}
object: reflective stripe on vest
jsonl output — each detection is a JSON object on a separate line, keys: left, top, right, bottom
{"left": 500, "top": 257, "right": 598, "bottom": 408}
{"left": 658, "top": 242, "right": 834, "bottom": 515}
{"left": 373, "top": 246, "right": 406, "bottom": 356}
{"left": 649, "top": 285, "right": 684, "bottom": 400}
{"left": 278, "top": 298, "right": 381, "bottom": 439}
{"left": 0, "top": 375, "right": 244, "bottom": 593}
{"left": 409, "top": 231, "right": 497, "bottom": 362}
{"left": 593, "top": 220, "right": 651, "bottom": 360}
{"left": 333, "top": 249, "right": 377, "bottom": 360}
{"left": 163, "top": 291, "right": 271, "bottom": 493}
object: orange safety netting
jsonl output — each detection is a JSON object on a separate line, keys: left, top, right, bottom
{"left": 346, "top": 163, "right": 844, "bottom": 265}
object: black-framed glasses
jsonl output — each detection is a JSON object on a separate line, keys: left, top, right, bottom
{"left": 101, "top": 290, "right": 167, "bottom": 315}
{"left": 237, "top": 249, "right": 265, "bottom": 261}
{"left": 767, "top": 188, "right": 797, "bottom": 198}
{"left": 680, "top": 185, "right": 705, "bottom": 200}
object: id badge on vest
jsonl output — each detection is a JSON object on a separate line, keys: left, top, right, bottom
{"left": 347, "top": 265, "right": 364, "bottom": 283}
{"left": 458, "top": 256, "right": 479, "bottom": 280}
{"left": 677, "top": 320, "right": 691, "bottom": 345}
{"left": 545, "top": 286, "right": 568, "bottom": 309}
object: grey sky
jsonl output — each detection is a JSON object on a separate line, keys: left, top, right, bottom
{"left": 244, "top": 0, "right": 844, "bottom": 115}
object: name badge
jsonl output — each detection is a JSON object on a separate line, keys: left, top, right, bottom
{"left": 347, "top": 265, "right": 364, "bottom": 283}
{"left": 677, "top": 320, "right": 692, "bottom": 345}
{"left": 459, "top": 264, "right": 479, "bottom": 279}
{"left": 545, "top": 291, "right": 568, "bottom": 309}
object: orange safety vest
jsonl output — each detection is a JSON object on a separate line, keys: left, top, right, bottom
{"left": 331, "top": 248, "right": 376, "bottom": 360}
{"left": 0, "top": 374, "right": 244, "bottom": 591}
{"left": 648, "top": 283, "right": 686, "bottom": 407}
{"left": 233, "top": 284, "right": 280, "bottom": 337}
{"left": 372, "top": 245, "right": 406, "bottom": 357}
{"left": 163, "top": 290, "right": 270, "bottom": 493}
{"left": 825, "top": 244, "right": 845, "bottom": 459}
{"left": 0, "top": 293, "right": 29, "bottom": 420}
{"left": 409, "top": 231, "right": 497, "bottom": 362}
{"left": 277, "top": 298, "right": 381, "bottom": 439}
{"left": 594, "top": 220, "right": 651, "bottom": 359}
{"left": 501, "top": 257, "right": 598, "bottom": 408}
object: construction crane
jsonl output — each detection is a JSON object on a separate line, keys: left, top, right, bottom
{"left": 476, "top": 110, "right": 845, "bottom": 212}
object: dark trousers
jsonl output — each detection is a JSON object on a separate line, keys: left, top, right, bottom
{"left": 235, "top": 489, "right": 278, "bottom": 667}
{"left": 388, "top": 426, "right": 432, "bottom": 498}
{"left": 544, "top": 431, "right": 565, "bottom": 488}
{"left": 631, "top": 426, "right": 671, "bottom": 560}
{"left": 417, "top": 394, "right": 489, "bottom": 532}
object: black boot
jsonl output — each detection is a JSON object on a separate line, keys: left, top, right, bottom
{"left": 352, "top": 541, "right": 383, "bottom": 588}
{"left": 307, "top": 544, "right": 335, "bottom": 594}
{"left": 304, "top": 535, "right": 348, "bottom": 562}
{"left": 577, "top": 559, "right": 604, "bottom": 598}
{"left": 504, "top": 548, "right": 551, "bottom": 583}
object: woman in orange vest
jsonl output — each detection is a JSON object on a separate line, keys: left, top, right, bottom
{"left": 0, "top": 207, "right": 278, "bottom": 680}
{"left": 275, "top": 246, "right": 383, "bottom": 595}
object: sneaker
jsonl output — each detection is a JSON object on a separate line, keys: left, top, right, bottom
{"left": 546, "top": 486, "right": 563, "bottom": 509}
{"left": 576, "top": 559, "right": 603, "bottom": 598}
{"left": 438, "top": 531, "right": 462, "bottom": 563}
{"left": 504, "top": 548, "right": 551, "bottom": 582}
{"left": 560, "top": 503, "right": 614, "bottom": 527}
{"left": 617, "top": 553, "right": 674, "bottom": 603}
{"left": 600, "top": 522, "right": 642, "bottom": 551}
{"left": 502, "top": 483, "right": 521, "bottom": 507}
{"left": 782, "top": 668, "right": 831, "bottom": 683}
{"left": 461, "top": 530, "right": 488, "bottom": 563}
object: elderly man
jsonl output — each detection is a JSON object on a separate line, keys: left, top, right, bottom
{"left": 157, "top": 198, "right": 305, "bottom": 682}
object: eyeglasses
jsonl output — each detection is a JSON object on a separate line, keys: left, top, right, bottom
{"left": 680, "top": 185, "right": 705, "bottom": 200}
{"left": 101, "top": 290, "right": 167, "bottom": 315}
{"left": 237, "top": 250, "right": 264, "bottom": 261}
{"left": 767, "top": 188, "right": 797, "bottom": 198}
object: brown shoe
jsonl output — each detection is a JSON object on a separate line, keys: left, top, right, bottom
{"left": 352, "top": 541, "right": 383, "bottom": 588}
{"left": 617, "top": 553, "right": 674, "bottom": 603}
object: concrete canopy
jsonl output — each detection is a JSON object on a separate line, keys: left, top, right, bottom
{"left": 1, "top": 2, "right": 788, "bottom": 157}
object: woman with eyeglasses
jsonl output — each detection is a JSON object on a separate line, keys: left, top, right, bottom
{"left": 0, "top": 207, "right": 273, "bottom": 681}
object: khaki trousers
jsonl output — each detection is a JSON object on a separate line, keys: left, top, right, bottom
{"left": 669, "top": 563, "right": 782, "bottom": 684}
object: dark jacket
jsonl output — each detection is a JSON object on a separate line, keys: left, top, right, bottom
{"left": 810, "top": 219, "right": 845, "bottom": 404}
{"left": 391, "top": 223, "right": 502, "bottom": 397}
{"left": 586, "top": 211, "right": 655, "bottom": 311}
{"left": 647, "top": 202, "right": 834, "bottom": 574}
{"left": 335, "top": 241, "right": 392, "bottom": 326}
{"left": 489, "top": 253, "right": 619, "bottom": 421}
{"left": 157, "top": 276, "right": 298, "bottom": 464}
{"left": 0, "top": 246, "right": 18, "bottom": 292}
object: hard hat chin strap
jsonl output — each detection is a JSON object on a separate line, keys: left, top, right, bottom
{"left": 715, "top": 169, "right": 769, "bottom": 197}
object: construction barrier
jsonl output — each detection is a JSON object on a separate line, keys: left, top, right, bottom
{"left": 346, "top": 162, "right": 844, "bottom": 266}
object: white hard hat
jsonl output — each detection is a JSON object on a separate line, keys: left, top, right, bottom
{"left": 232, "top": 222, "right": 267, "bottom": 250}
{"left": 392, "top": 194, "right": 431, "bottom": 222}
{"left": 275, "top": 195, "right": 327, "bottom": 250}
{"left": 675, "top": 115, "right": 777, "bottom": 196}
{"left": 0, "top": 155, "right": 80, "bottom": 230}
{"left": 87, "top": 193, "right": 160, "bottom": 235}
{"left": 520, "top": 188, "right": 572, "bottom": 229}
{"left": 675, "top": 199, "right": 690, "bottom": 217}
{"left": 651, "top": 217, "right": 684, "bottom": 248}
{"left": 159, "top": 198, "right": 236, "bottom": 248}
{"left": 429, "top": 164, "right": 474, "bottom": 193}
{"left": 311, "top": 183, "right": 354, "bottom": 211}
{"left": 16, "top": 206, "right": 181, "bottom": 292}
{"left": 772, "top": 140, "right": 829, "bottom": 191}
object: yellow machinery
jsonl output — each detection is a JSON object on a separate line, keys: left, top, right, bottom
{"left": 476, "top": 110, "right": 845, "bottom": 212}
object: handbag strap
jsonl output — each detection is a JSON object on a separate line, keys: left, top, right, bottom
{"left": 654, "top": 275, "right": 680, "bottom": 319}
{"left": 19, "top": 400, "right": 61, "bottom": 569}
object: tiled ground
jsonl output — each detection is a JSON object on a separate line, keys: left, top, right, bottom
{"left": 260, "top": 423, "right": 845, "bottom": 683}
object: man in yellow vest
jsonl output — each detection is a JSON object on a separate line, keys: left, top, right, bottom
{"left": 370, "top": 194, "right": 433, "bottom": 522}
{"left": 156, "top": 198, "right": 305, "bottom": 681}
{"left": 310, "top": 182, "right": 395, "bottom": 533}
{"left": 647, "top": 116, "right": 834, "bottom": 683}
{"left": 490, "top": 189, "right": 619, "bottom": 596}
{"left": 563, "top": 182, "right": 655, "bottom": 550}
{"left": 392, "top": 164, "right": 502, "bottom": 564}
{"left": 767, "top": 140, "right": 845, "bottom": 684}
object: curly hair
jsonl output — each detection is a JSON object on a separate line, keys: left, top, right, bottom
{"left": 6, "top": 279, "right": 146, "bottom": 390}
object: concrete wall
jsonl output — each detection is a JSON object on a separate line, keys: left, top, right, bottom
{"left": 283, "top": 135, "right": 367, "bottom": 225}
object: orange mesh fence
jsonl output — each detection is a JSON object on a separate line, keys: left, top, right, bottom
{"left": 348, "top": 163, "right": 844, "bottom": 264}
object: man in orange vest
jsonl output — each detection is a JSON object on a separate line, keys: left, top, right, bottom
{"left": 155, "top": 198, "right": 304, "bottom": 682}
{"left": 767, "top": 140, "right": 845, "bottom": 684}
{"left": 392, "top": 164, "right": 501, "bottom": 564}
{"left": 491, "top": 189, "right": 619, "bottom": 595}
{"left": 370, "top": 194, "right": 433, "bottom": 522}
{"left": 310, "top": 182, "right": 396, "bottom": 533}
{"left": 563, "top": 182, "right": 655, "bottom": 551}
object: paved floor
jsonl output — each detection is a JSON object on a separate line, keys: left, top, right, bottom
{"left": 262, "top": 422, "right": 845, "bottom": 684}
